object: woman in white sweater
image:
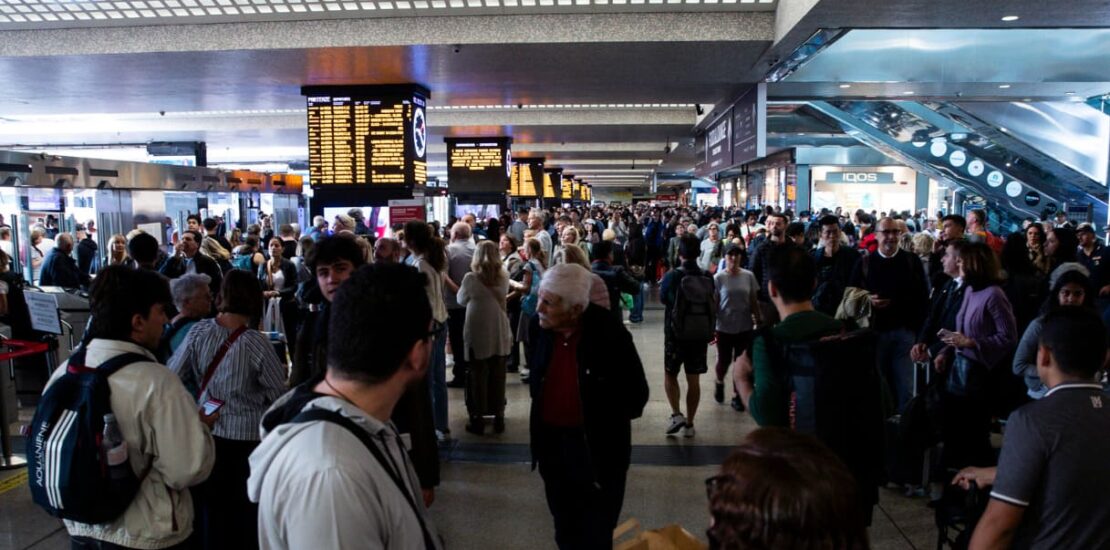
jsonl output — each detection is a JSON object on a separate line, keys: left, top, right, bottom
{"left": 457, "top": 240, "right": 512, "bottom": 435}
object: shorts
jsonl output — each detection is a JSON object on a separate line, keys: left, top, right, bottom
{"left": 664, "top": 334, "right": 708, "bottom": 376}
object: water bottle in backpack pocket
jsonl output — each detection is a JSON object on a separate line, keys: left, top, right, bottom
{"left": 27, "top": 351, "right": 148, "bottom": 524}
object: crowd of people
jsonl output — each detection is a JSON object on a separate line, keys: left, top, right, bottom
{"left": 18, "top": 201, "right": 1110, "bottom": 550}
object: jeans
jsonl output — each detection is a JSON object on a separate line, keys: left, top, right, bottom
{"left": 876, "top": 328, "right": 916, "bottom": 411}
{"left": 427, "top": 325, "right": 449, "bottom": 432}
{"left": 629, "top": 284, "right": 645, "bottom": 323}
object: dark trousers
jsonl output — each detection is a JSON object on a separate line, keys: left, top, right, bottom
{"left": 645, "top": 246, "right": 662, "bottom": 284}
{"left": 193, "top": 437, "right": 260, "bottom": 550}
{"left": 939, "top": 393, "right": 994, "bottom": 471}
{"left": 536, "top": 426, "right": 629, "bottom": 550}
{"left": 447, "top": 308, "right": 468, "bottom": 381}
{"left": 507, "top": 300, "right": 522, "bottom": 371}
{"left": 715, "top": 330, "right": 754, "bottom": 382}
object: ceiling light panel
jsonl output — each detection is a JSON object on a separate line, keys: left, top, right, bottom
{"left": 0, "top": 0, "right": 776, "bottom": 27}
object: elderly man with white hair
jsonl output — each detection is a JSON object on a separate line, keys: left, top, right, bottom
{"left": 162, "top": 273, "right": 213, "bottom": 359}
{"left": 527, "top": 263, "right": 649, "bottom": 550}
{"left": 444, "top": 221, "right": 477, "bottom": 387}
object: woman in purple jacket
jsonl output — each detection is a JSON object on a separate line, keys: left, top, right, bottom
{"left": 936, "top": 241, "right": 1018, "bottom": 471}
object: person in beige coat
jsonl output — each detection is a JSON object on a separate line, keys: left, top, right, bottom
{"left": 457, "top": 241, "right": 512, "bottom": 435}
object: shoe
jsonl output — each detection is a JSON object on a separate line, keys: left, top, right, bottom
{"left": 465, "top": 417, "right": 485, "bottom": 435}
{"left": 446, "top": 378, "right": 466, "bottom": 389}
{"left": 520, "top": 374, "right": 530, "bottom": 384}
{"left": 435, "top": 430, "right": 450, "bottom": 443}
{"left": 493, "top": 416, "right": 505, "bottom": 434}
{"left": 683, "top": 425, "right": 696, "bottom": 438}
{"left": 730, "top": 397, "right": 745, "bottom": 412}
{"left": 714, "top": 382, "right": 724, "bottom": 404}
{"left": 665, "top": 413, "right": 686, "bottom": 436}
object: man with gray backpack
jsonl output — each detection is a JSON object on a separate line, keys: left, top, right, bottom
{"left": 659, "top": 235, "right": 718, "bottom": 438}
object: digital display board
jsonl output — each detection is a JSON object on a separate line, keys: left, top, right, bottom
{"left": 731, "top": 83, "right": 767, "bottom": 167}
{"left": 302, "top": 84, "right": 429, "bottom": 188}
{"left": 561, "top": 176, "right": 575, "bottom": 200}
{"left": 543, "top": 168, "right": 563, "bottom": 201}
{"left": 445, "top": 137, "right": 511, "bottom": 194}
{"left": 510, "top": 158, "right": 544, "bottom": 198}
{"left": 706, "top": 107, "right": 733, "bottom": 172}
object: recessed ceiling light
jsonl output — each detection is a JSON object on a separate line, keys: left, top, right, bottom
{"left": 839, "top": 84, "right": 851, "bottom": 89}
{"left": 1065, "top": 91, "right": 1077, "bottom": 96}
{"left": 903, "top": 91, "right": 915, "bottom": 95}
{"left": 998, "top": 84, "right": 1011, "bottom": 89}
{"left": 1001, "top": 15, "right": 1019, "bottom": 21}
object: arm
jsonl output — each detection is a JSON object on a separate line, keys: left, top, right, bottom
{"left": 659, "top": 271, "right": 675, "bottom": 307}
{"left": 614, "top": 267, "right": 642, "bottom": 295}
{"left": 166, "top": 327, "right": 198, "bottom": 391}
{"left": 456, "top": 274, "right": 472, "bottom": 307}
{"left": 1011, "top": 319, "right": 1043, "bottom": 390}
{"left": 741, "top": 335, "right": 789, "bottom": 427}
{"left": 960, "top": 291, "right": 1019, "bottom": 367}
{"left": 969, "top": 500, "right": 1025, "bottom": 550}
{"left": 145, "top": 370, "right": 215, "bottom": 489}
{"left": 443, "top": 270, "right": 460, "bottom": 294}
{"left": 252, "top": 332, "right": 290, "bottom": 398}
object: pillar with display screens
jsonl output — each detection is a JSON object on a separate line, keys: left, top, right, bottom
{"left": 446, "top": 137, "right": 511, "bottom": 220}
{"left": 301, "top": 84, "right": 430, "bottom": 219}
{"left": 541, "top": 168, "right": 563, "bottom": 208}
{"left": 560, "top": 174, "right": 575, "bottom": 206}
{"left": 510, "top": 157, "right": 544, "bottom": 210}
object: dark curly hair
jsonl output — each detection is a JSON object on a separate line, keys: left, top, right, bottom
{"left": 707, "top": 428, "right": 869, "bottom": 550}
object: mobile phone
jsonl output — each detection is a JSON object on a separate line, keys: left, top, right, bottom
{"left": 937, "top": 329, "right": 954, "bottom": 339}
{"left": 202, "top": 398, "right": 224, "bottom": 416}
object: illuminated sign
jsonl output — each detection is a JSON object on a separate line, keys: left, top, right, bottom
{"left": 302, "top": 84, "right": 430, "bottom": 188}
{"left": 823, "top": 172, "right": 896, "bottom": 184}
{"left": 561, "top": 176, "right": 574, "bottom": 200}
{"left": 706, "top": 109, "right": 733, "bottom": 171}
{"left": 543, "top": 168, "right": 563, "bottom": 200}
{"left": 446, "top": 137, "right": 512, "bottom": 194}
{"left": 510, "top": 157, "right": 543, "bottom": 198}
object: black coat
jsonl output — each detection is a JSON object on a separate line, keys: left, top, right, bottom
{"left": 528, "top": 304, "right": 649, "bottom": 474}
{"left": 39, "top": 248, "right": 90, "bottom": 288}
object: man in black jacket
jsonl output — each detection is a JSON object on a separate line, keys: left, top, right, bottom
{"left": 40, "top": 233, "right": 90, "bottom": 289}
{"left": 158, "top": 230, "right": 222, "bottom": 298}
{"left": 590, "top": 241, "right": 641, "bottom": 325}
{"left": 748, "top": 212, "right": 793, "bottom": 325}
{"left": 75, "top": 224, "right": 98, "bottom": 275}
{"left": 528, "top": 263, "right": 649, "bottom": 550}
{"left": 812, "top": 215, "right": 860, "bottom": 316}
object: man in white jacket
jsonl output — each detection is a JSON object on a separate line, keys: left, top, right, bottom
{"left": 43, "top": 266, "right": 215, "bottom": 549}
{"left": 249, "top": 263, "right": 442, "bottom": 549}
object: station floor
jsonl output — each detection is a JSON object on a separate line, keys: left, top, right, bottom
{"left": 0, "top": 297, "right": 940, "bottom": 550}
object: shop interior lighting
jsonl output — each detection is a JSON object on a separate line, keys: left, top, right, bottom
{"left": 838, "top": 84, "right": 851, "bottom": 89}
{"left": 1001, "top": 15, "right": 1019, "bottom": 21}
{"left": 998, "top": 84, "right": 1011, "bottom": 89}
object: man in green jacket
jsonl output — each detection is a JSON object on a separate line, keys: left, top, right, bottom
{"left": 735, "top": 246, "right": 842, "bottom": 426}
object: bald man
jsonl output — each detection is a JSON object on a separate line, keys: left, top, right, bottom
{"left": 40, "top": 233, "right": 90, "bottom": 288}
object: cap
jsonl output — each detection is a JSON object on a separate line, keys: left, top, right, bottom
{"left": 1077, "top": 222, "right": 1096, "bottom": 235}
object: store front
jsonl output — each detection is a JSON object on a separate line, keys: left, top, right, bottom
{"left": 809, "top": 166, "right": 918, "bottom": 215}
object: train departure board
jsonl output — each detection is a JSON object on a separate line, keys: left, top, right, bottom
{"left": 446, "top": 137, "right": 511, "bottom": 194}
{"left": 510, "top": 158, "right": 544, "bottom": 198}
{"left": 302, "top": 84, "right": 429, "bottom": 189}
{"left": 543, "top": 168, "right": 563, "bottom": 200}
{"left": 561, "top": 176, "right": 575, "bottom": 200}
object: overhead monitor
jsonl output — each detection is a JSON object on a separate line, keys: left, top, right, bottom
{"left": 445, "top": 137, "right": 512, "bottom": 194}
{"left": 561, "top": 176, "right": 575, "bottom": 200}
{"left": 302, "top": 84, "right": 429, "bottom": 189}
{"left": 510, "top": 157, "right": 544, "bottom": 198}
{"left": 543, "top": 168, "right": 563, "bottom": 200}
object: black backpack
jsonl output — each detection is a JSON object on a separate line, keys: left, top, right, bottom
{"left": 670, "top": 268, "right": 717, "bottom": 342}
{"left": 27, "top": 349, "right": 148, "bottom": 524}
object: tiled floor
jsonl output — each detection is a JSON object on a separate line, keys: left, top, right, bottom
{"left": 0, "top": 294, "right": 941, "bottom": 549}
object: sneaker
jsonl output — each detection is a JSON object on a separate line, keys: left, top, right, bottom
{"left": 714, "top": 382, "right": 724, "bottom": 404}
{"left": 665, "top": 413, "right": 686, "bottom": 436}
{"left": 683, "top": 425, "right": 696, "bottom": 438}
{"left": 730, "top": 396, "right": 745, "bottom": 412}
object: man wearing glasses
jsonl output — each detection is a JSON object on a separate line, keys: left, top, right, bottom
{"left": 848, "top": 217, "right": 930, "bottom": 410}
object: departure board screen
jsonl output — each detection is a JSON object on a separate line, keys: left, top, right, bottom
{"left": 543, "top": 168, "right": 563, "bottom": 200}
{"left": 446, "top": 137, "right": 511, "bottom": 194}
{"left": 561, "top": 177, "right": 574, "bottom": 200}
{"left": 510, "top": 158, "right": 544, "bottom": 198}
{"left": 302, "top": 84, "right": 429, "bottom": 188}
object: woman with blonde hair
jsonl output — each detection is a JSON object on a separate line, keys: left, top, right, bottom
{"left": 201, "top": 234, "right": 232, "bottom": 272}
{"left": 512, "top": 237, "right": 547, "bottom": 381}
{"left": 103, "top": 233, "right": 137, "bottom": 269}
{"left": 457, "top": 241, "right": 512, "bottom": 434}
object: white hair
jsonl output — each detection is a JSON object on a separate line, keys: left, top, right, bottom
{"left": 539, "top": 263, "right": 592, "bottom": 312}
{"left": 451, "top": 221, "right": 472, "bottom": 240}
{"left": 313, "top": 215, "right": 328, "bottom": 229}
{"left": 170, "top": 273, "right": 212, "bottom": 310}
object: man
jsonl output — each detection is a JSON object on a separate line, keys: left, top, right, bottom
{"left": 961, "top": 307, "right": 1110, "bottom": 550}
{"left": 127, "top": 232, "right": 162, "bottom": 271}
{"left": 43, "top": 266, "right": 215, "bottom": 549}
{"left": 529, "top": 209, "right": 553, "bottom": 260}
{"left": 665, "top": 221, "right": 688, "bottom": 270}
{"left": 186, "top": 214, "right": 202, "bottom": 233}
{"left": 75, "top": 224, "right": 98, "bottom": 275}
{"left": 348, "top": 208, "right": 371, "bottom": 236}
{"left": 660, "top": 236, "right": 714, "bottom": 438}
{"left": 929, "top": 214, "right": 967, "bottom": 285}
{"left": 528, "top": 263, "right": 648, "bottom": 549}
{"left": 589, "top": 240, "right": 642, "bottom": 324}
{"left": 749, "top": 212, "right": 793, "bottom": 326}
{"left": 912, "top": 240, "right": 967, "bottom": 364}
{"left": 848, "top": 217, "right": 929, "bottom": 410}
{"left": 1076, "top": 223, "right": 1110, "bottom": 298}
{"left": 159, "top": 230, "right": 222, "bottom": 298}
{"left": 278, "top": 223, "right": 298, "bottom": 259}
{"left": 967, "top": 209, "right": 1002, "bottom": 255}
{"left": 443, "top": 222, "right": 476, "bottom": 387}
{"left": 812, "top": 215, "right": 860, "bottom": 316}
{"left": 202, "top": 218, "right": 234, "bottom": 252}
{"left": 249, "top": 264, "right": 442, "bottom": 549}
{"left": 374, "top": 237, "right": 402, "bottom": 264}
{"left": 40, "top": 233, "right": 90, "bottom": 288}
{"left": 307, "top": 215, "right": 329, "bottom": 241}
{"left": 509, "top": 208, "right": 528, "bottom": 244}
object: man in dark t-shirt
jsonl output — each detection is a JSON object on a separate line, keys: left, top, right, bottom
{"left": 956, "top": 307, "right": 1110, "bottom": 549}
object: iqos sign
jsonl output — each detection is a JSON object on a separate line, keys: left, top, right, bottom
{"left": 825, "top": 171, "right": 896, "bottom": 184}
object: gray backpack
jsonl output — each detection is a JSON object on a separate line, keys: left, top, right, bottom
{"left": 670, "top": 268, "right": 717, "bottom": 342}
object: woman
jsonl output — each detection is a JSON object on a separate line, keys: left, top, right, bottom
{"left": 162, "top": 273, "right": 213, "bottom": 361}
{"left": 713, "top": 245, "right": 761, "bottom": 412}
{"left": 512, "top": 237, "right": 546, "bottom": 380}
{"left": 29, "top": 227, "right": 45, "bottom": 284}
{"left": 624, "top": 221, "right": 647, "bottom": 323}
{"left": 258, "top": 237, "right": 299, "bottom": 355}
{"left": 228, "top": 227, "right": 243, "bottom": 250}
{"left": 1026, "top": 222, "right": 1050, "bottom": 275}
{"left": 201, "top": 235, "right": 232, "bottom": 273}
{"left": 707, "top": 428, "right": 869, "bottom": 550}
{"left": 912, "top": 232, "right": 935, "bottom": 288}
{"left": 403, "top": 220, "right": 450, "bottom": 437}
{"left": 168, "top": 270, "right": 286, "bottom": 550}
{"left": 1001, "top": 232, "right": 1048, "bottom": 333}
{"left": 232, "top": 235, "right": 266, "bottom": 272}
{"left": 500, "top": 234, "right": 525, "bottom": 374}
{"left": 551, "top": 226, "right": 581, "bottom": 266}
{"left": 937, "top": 241, "right": 1018, "bottom": 471}
{"left": 856, "top": 214, "right": 877, "bottom": 254}
{"left": 1012, "top": 265, "right": 1094, "bottom": 399}
{"left": 1045, "top": 226, "right": 1078, "bottom": 271}
{"left": 103, "top": 233, "right": 136, "bottom": 269}
{"left": 457, "top": 241, "right": 512, "bottom": 435}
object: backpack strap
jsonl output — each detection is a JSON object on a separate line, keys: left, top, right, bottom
{"left": 198, "top": 326, "right": 248, "bottom": 397}
{"left": 65, "top": 350, "right": 150, "bottom": 377}
{"left": 290, "top": 408, "right": 436, "bottom": 550}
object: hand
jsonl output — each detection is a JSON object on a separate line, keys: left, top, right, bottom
{"left": 422, "top": 488, "right": 436, "bottom": 508}
{"left": 933, "top": 353, "right": 949, "bottom": 374}
{"left": 940, "top": 331, "right": 974, "bottom": 349}
{"left": 869, "top": 296, "right": 892, "bottom": 309}
{"left": 952, "top": 466, "right": 996, "bottom": 490}
{"left": 910, "top": 343, "right": 929, "bottom": 363}
{"left": 199, "top": 409, "right": 219, "bottom": 429}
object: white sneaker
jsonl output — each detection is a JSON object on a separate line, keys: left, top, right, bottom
{"left": 683, "top": 425, "right": 696, "bottom": 438}
{"left": 665, "top": 413, "right": 686, "bottom": 436}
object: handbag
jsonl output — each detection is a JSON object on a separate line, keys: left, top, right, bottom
{"left": 947, "top": 353, "right": 988, "bottom": 397}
